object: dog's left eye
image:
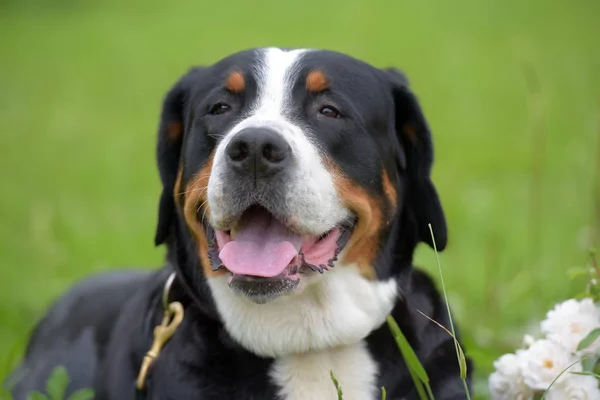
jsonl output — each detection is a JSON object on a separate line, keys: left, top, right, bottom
{"left": 209, "top": 103, "right": 232, "bottom": 115}
{"left": 319, "top": 106, "right": 341, "bottom": 119}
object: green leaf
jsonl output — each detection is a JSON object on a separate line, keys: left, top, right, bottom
{"left": 407, "top": 366, "right": 428, "bottom": 400}
{"left": 380, "top": 386, "right": 387, "bottom": 400}
{"left": 330, "top": 370, "right": 344, "bottom": 400}
{"left": 386, "top": 316, "right": 429, "bottom": 383}
{"left": 427, "top": 224, "right": 471, "bottom": 400}
{"left": 577, "top": 328, "right": 600, "bottom": 351}
{"left": 27, "top": 391, "right": 49, "bottom": 400}
{"left": 386, "top": 315, "right": 433, "bottom": 400}
{"left": 66, "top": 389, "right": 95, "bottom": 400}
{"left": 572, "top": 371, "right": 600, "bottom": 379}
{"left": 416, "top": 310, "right": 469, "bottom": 380}
{"left": 581, "top": 356, "right": 598, "bottom": 371}
{"left": 46, "top": 366, "right": 69, "bottom": 400}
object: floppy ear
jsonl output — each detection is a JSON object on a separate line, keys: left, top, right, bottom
{"left": 386, "top": 68, "right": 447, "bottom": 251}
{"left": 154, "top": 67, "right": 204, "bottom": 246}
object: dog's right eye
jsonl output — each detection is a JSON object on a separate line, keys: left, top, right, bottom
{"left": 209, "top": 103, "right": 231, "bottom": 115}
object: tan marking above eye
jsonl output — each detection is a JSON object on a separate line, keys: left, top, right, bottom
{"left": 225, "top": 71, "right": 245, "bottom": 93}
{"left": 306, "top": 70, "right": 328, "bottom": 93}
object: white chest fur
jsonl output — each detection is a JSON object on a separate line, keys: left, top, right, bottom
{"left": 270, "top": 341, "right": 379, "bottom": 400}
{"left": 207, "top": 264, "right": 398, "bottom": 358}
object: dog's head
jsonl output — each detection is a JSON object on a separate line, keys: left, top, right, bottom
{"left": 154, "top": 48, "right": 446, "bottom": 356}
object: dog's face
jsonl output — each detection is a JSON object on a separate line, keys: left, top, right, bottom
{"left": 154, "top": 48, "right": 446, "bottom": 356}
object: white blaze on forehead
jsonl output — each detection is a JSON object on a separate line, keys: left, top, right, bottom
{"left": 253, "top": 47, "right": 307, "bottom": 116}
{"left": 221, "top": 47, "right": 308, "bottom": 137}
{"left": 208, "top": 47, "right": 350, "bottom": 234}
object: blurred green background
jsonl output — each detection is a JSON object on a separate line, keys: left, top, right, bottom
{"left": 1, "top": 0, "right": 599, "bottom": 397}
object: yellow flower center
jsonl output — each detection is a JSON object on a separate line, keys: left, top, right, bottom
{"left": 570, "top": 322, "right": 583, "bottom": 333}
{"left": 542, "top": 359, "right": 554, "bottom": 369}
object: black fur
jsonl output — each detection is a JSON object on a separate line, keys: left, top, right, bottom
{"left": 386, "top": 68, "right": 447, "bottom": 250}
{"left": 7, "top": 48, "right": 472, "bottom": 400}
{"left": 155, "top": 67, "right": 206, "bottom": 247}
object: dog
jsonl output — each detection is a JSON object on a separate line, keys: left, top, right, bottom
{"left": 8, "top": 48, "right": 473, "bottom": 400}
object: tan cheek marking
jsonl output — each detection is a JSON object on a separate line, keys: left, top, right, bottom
{"left": 326, "top": 160, "right": 385, "bottom": 280}
{"left": 382, "top": 169, "right": 398, "bottom": 211}
{"left": 175, "top": 153, "right": 226, "bottom": 278}
{"left": 167, "top": 121, "right": 183, "bottom": 142}
{"left": 173, "top": 168, "right": 183, "bottom": 207}
{"left": 306, "top": 70, "right": 328, "bottom": 93}
{"left": 226, "top": 71, "right": 245, "bottom": 93}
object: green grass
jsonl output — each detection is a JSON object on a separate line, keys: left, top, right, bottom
{"left": 1, "top": 0, "right": 599, "bottom": 398}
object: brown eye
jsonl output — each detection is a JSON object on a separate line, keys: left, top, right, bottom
{"left": 319, "top": 105, "right": 341, "bottom": 119}
{"left": 209, "top": 103, "right": 231, "bottom": 115}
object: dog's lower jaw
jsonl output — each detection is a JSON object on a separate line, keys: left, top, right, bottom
{"left": 206, "top": 263, "right": 398, "bottom": 358}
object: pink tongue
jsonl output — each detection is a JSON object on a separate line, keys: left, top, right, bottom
{"left": 219, "top": 208, "right": 303, "bottom": 278}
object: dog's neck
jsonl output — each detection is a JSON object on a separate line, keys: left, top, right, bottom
{"left": 205, "top": 263, "right": 398, "bottom": 358}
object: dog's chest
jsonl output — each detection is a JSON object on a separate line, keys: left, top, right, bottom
{"left": 269, "top": 341, "right": 378, "bottom": 400}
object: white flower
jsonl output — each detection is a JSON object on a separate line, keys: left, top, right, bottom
{"left": 523, "top": 334, "right": 536, "bottom": 348}
{"left": 489, "top": 353, "right": 534, "bottom": 400}
{"left": 519, "top": 338, "right": 582, "bottom": 390}
{"left": 541, "top": 298, "right": 600, "bottom": 355}
{"left": 545, "top": 374, "right": 600, "bottom": 400}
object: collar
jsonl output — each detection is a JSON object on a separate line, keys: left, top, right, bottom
{"left": 135, "top": 272, "right": 184, "bottom": 395}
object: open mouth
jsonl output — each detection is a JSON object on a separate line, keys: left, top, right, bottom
{"left": 206, "top": 205, "right": 354, "bottom": 285}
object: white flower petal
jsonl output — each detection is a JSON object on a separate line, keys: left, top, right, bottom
{"left": 489, "top": 353, "right": 534, "bottom": 400}
{"left": 523, "top": 334, "right": 536, "bottom": 348}
{"left": 519, "top": 339, "right": 581, "bottom": 390}
{"left": 545, "top": 374, "right": 600, "bottom": 400}
{"left": 540, "top": 298, "right": 600, "bottom": 355}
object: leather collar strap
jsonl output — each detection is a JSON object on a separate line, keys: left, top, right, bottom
{"left": 167, "top": 256, "right": 220, "bottom": 321}
{"left": 135, "top": 258, "right": 220, "bottom": 398}
{"left": 135, "top": 273, "right": 184, "bottom": 395}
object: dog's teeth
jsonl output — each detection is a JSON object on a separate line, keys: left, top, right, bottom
{"left": 208, "top": 245, "right": 225, "bottom": 272}
{"left": 299, "top": 253, "right": 316, "bottom": 271}
{"left": 298, "top": 253, "right": 327, "bottom": 274}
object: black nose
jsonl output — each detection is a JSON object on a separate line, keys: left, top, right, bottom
{"left": 225, "top": 128, "right": 291, "bottom": 177}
